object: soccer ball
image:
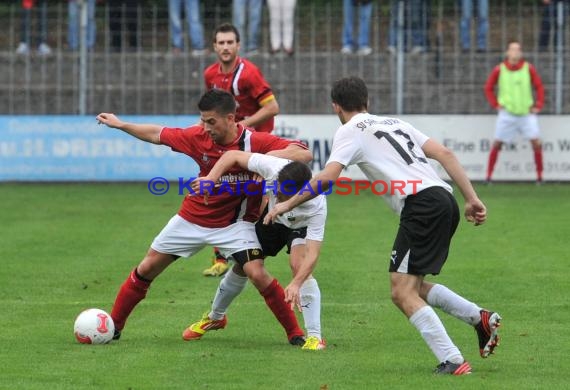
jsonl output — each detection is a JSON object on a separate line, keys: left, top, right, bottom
{"left": 74, "top": 308, "right": 115, "bottom": 344}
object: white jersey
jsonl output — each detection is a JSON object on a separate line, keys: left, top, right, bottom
{"left": 327, "top": 113, "right": 452, "bottom": 215}
{"left": 248, "top": 153, "right": 327, "bottom": 241}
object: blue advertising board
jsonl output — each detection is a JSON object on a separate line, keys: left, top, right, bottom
{"left": 0, "top": 116, "right": 200, "bottom": 181}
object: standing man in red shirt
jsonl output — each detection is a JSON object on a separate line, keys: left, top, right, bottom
{"left": 203, "top": 23, "right": 280, "bottom": 276}
{"left": 483, "top": 40, "right": 545, "bottom": 183}
{"left": 96, "top": 89, "right": 309, "bottom": 345}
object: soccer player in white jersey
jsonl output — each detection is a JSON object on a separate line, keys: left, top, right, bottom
{"left": 265, "top": 76, "right": 502, "bottom": 374}
{"left": 184, "top": 151, "right": 327, "bottom": 350}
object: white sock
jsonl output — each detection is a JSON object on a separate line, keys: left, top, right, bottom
{"left": 300, "top": 277, "right": 321, "bottom": 339}
{"left": 426, "top": 284, "right": 482, "bottom": 326}
{"left": 409, "top": 305, "right": 464, "bottom": 364}
{"left": 209, "top": 268, "right": 248, "bottom": 320}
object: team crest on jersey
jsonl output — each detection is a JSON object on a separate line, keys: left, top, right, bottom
{"left": 202, "top": 153, "right": 209, "bottom": 162}
{"left": 286, "top": 212, "right": 296, "bottom": 222}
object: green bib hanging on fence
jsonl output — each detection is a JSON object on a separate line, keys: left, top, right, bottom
{"left": 497, "top": 62, "right": 534, "bottom": 116}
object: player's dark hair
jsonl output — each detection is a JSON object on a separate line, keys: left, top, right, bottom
{"left": 198, "top": 89, "right": 237, "bottom": 115}
{"left": 278, "top": 161, "right": 312, "bottom": 195}
{"left": 506, "top": 39, "right": 521, "bottom": 49}
{"left": 330, "top": 76, "right": 368, "bottom": 112}
{"left": 213, "top": 23, "right": 240, "bottom": 43}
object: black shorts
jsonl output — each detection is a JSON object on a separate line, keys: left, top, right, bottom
{"left": 389, "top": 186, "right": 460, "bottom": 276}
{"left": 255, "top": 216, "right": 307, "bottom": 257}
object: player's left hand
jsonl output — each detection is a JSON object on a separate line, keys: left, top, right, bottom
{"left": 530, "top": 107, "right": 541, "bottom": 114}
{"left": 263, "top": 202, "right": 288, "bottom": 225}
{"left": 284, "top": 283, "right": 302, "bottom": 312}
{"left": 464, "top": 198, "right": 487, "bottom": 226}
{"left": 190, "top": 176, "right": 217, "bottom": 205}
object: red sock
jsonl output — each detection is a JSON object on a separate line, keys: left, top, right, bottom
{"left": 486, "top": 146, "right": 500, "bottom": 181}
{"left": 111, "top": 268, "right": 151, "bottom": 331}
{"left": 260, "top": 279, "right": 304, "bottom": 340}
{"left": 533, "top": 148, "right": 543, "bottom": 181}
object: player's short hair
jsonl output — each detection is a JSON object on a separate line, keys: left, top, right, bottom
{"left": 198, "top": 89, "right": 237, "bottom": 115}
{"left": 213, "top": 23, "right": 240, "bottom": 43}
{"left": 278, "top": 161, "right": 312, "bottom": 195}
{"left": 506, "top": 39, "right": 521, "bottom": 49}
{"left": 331, "top": 76, "right": 368, "bottom": 112}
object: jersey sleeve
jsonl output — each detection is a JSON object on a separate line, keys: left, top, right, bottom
{"left": 159, "top": 126, "right": 197, "bottom": 155}
{"left": 246, "top": 63, "right": 275, "bottom": 106}
{"left": 247, "top": 153, "right": 290, "bottom": 180}
{"left": 326, "top": 125, "right": 362, "bottom": 167}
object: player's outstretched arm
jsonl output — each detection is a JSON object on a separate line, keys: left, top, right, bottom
{"left": 264, "top": 162, "right": 343, "bottom": 225}
{"left": 267, "top": 144, "right": 312, "bottom": 163}
{"left": 284, "top": 239, "right": 321, "bottom": 311}
{"left": 422, "top": 139, "right": 487, "bottom": 226}
{"left": 190, "top": 151, "right": 253, "bottom": 193}
{"left": 96, "top": 113, "right": 162, "bottom": 144}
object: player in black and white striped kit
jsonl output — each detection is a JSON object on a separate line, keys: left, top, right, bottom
{"left": 265, "top": 76, "right": 502, "bottom": 375}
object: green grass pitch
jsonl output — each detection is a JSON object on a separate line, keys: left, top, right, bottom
{"left": 0, "top": 182, "right": 568, "bottom": 389}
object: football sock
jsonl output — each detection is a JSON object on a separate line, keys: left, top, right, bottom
{"left": 426, "top": 284, "right": 482, "bottom": 326}
{"left": 533, "top": 148, "right": 543, "bottom": 181}
{"left": 110, "top": 268, "right": 151, "bottom": 331}
{"left": 409, "top": 305, "right": 463, "bottom": 364}
{"left": 213, "top": 247, "right": 227, "bottom": 263}
{"left": 299, "top": 277, "right": 322, "bottom": 339}
{"left": 260, "top": 279, "right": 304, "bottom": 339}
{"left": 209, "top": 268, "right": 248, "bottom": 320}
{"left": 486, "top": 146, "right": 500, "bottom": 180}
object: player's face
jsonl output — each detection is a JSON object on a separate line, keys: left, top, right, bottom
{"left": 506, "top": 42, "right": 522, "bottom": 63}
{"left": 200, "top": 110, "right": 234, "bottom": 144}
{"left": 214, "top": 32, "right": 240, "bottom": 64}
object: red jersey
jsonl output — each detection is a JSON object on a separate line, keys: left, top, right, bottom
{"left": 159, "top": 124, "right": 306, "bottom": 228}
{"left": 204, "top": 57, "right": 275, "bottom": 133}
{"left": 484, "top": 59, "right": 545, "bottom": 111}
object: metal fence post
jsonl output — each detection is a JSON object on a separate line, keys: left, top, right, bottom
{"left": 79, "top": 0, "right": 88, "bottom": 115}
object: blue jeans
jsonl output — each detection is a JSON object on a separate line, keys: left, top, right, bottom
{"left": 388, "top": 0, "right": 430, "bottom": 49}
{"left": 538, "top": 0, "right": 568, "bottom": 50}
{"left": 233, "top": 0, "right": 263, "bottom": 52}
{"left": 68, "top": 0, "right": 97, "bottom": 50}
{"left": 20, "top": 0, "right": 48, "bottom": 45}
{"left": 459, "top": 0, "right": 488, "bottom": 50}
{"left": 342, "top": 0, "right": 373, "bottom": 49}
{"left": 169, "top": 0, "right": 205, "bottom": 50}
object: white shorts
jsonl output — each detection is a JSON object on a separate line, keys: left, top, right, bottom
{"left": 151, "top": 214, "right": 261, "bottom": 259}
{"left": 495, "top": 110, "right": 540, "bottom": 143}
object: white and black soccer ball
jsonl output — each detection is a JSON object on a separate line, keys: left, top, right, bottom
{"left": 74, "top": 308, "right": 115, "bottom": 344}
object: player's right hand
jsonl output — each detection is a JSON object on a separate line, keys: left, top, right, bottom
{"left": 96, "top": 113, "right": 121, "bottom": 128}
{"left": 464, "top": 198, "right": 487, "bottom": 226}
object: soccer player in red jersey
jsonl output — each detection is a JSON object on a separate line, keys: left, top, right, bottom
{"left": 203, "top": 23, "right": 280, "bottom": 276}
{"left": 96, "top": 89, "right": 309, "bottom": 346}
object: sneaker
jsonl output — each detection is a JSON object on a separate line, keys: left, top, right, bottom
{"left": 37, "top": 43, "right": 52, "bottom": 56}
{"left": 475, "top": 310, "right": 502, "bottom": 358}
{"left": 113, "top": 329, "right": 121, "bottom": 340}
{"left": 357, "top": 46, "right": 372, "bottom": 56}
{"left": 203, "top": 260, "right": 229, "bottom": 277}
{"left": 434, "top": 360, "right": 472, "bottom": 375}
{"left": 16, "top": 42, "right": 29, "bottom": 55}
{"left": 340, "top": 46, "right": 352, "bottom": 55}
{"left": 288, "top": 335, "right": 306, "bottom": 346}
{"left": 410, "top": 45, "right": 425, "bottom": 55}
{"left": 245, "top": 49, "right": 259, "bottom": 57}
{"left": 191, "top": 48, "right": 208, "bottom": 57}
{"left": 302, "top": 336, "right": 326, "bottom": 351}
{"left": 182, "top": 313, "right": 227, "bottom": 341}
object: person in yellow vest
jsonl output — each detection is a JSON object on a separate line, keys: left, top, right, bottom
{"left": 483, "top": 40, "right": 545, "bottom": 183}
